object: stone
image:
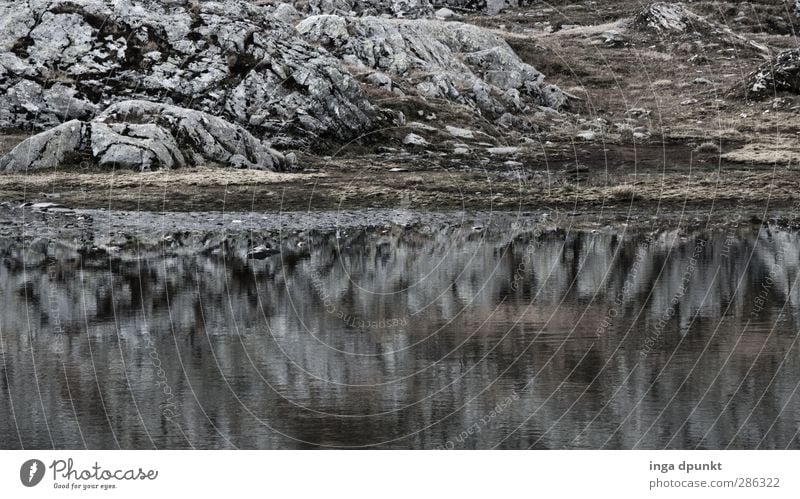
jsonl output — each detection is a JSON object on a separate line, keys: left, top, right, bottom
{"left": 296, "top": 15, "right": 568, "bottom": 123}
{"left": 601, "top": 30, "right": 627, "bottom": 47}
{"left": 306, "top": 0, "right": 434, "bottom": 17}
{"left": 402, "top": 133, "right": 428, "bottom": 145}
{"left": 247, "top": 245, "right": 278, "bottom": 259}
{"left": 1, "top": 101, "right": 293, "bottom": 172}
{"left": 434, "top": 0, "right": 519, "bottom": 16}
{"left": 486, "top": 146, "right": 519, "bottom": 155}
{"left": 0, "top": 0, "right": 377, "bottom": 146}
{"left": 434, "top": 8, "right": 455, "bottom": 19}
{"left": 446, "top": 126, "right": 476, "bottom": 139}
{"left": 633, "top": 2, "right": 707, "bottom": 33}
{"left": 272, "top": 3, "right": 301, "bottom": 23}
{"left": 736, "top": 48, "right": 800, "bottom": 100}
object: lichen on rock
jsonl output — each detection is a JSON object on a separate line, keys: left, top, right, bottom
{"left": 296, "top": 15, "right": 568, "bottom": 121}
{"left": 0, "top": 0, "right": 377, "bottom": 146}
{"left": 735, "top": 48, "right": 800, "bottom": 100}
{"left": 0, "top": 101, "right": 293, "bottom": 173}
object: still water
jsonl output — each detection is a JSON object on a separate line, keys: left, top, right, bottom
{"left": 1, "top": 219, "right": 799, "bottom": 449}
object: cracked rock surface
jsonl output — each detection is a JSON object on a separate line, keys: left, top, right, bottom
{"left": 0, "top": 0, "right": 376, "bottom": 146}
{"left": 0, "top": 100, "right": 292, "bottom": 172}
{"left": 737, "top": 48, "right": 800, "bottom": 100}
{"left": 296, "top": 15, "right": 567, "bottom": 122}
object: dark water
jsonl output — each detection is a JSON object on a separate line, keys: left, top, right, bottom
{"left": 1, "top": 220, "right": 799, "bottom": 449}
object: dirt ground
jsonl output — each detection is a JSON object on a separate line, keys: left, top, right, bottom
{"left": 1, "top": 0, "right": 799, "bottom": 216}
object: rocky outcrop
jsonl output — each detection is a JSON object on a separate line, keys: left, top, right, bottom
{"left": 305, "top": 0, "right": 433, "bottom": 17}
{"left": 0, "top": 101, "right": 292, "bottom": 172}
{"left": 431, "top": 0, "right": 524, "bottom": 16}
{"left": 296, "top": 15, "right": 567, "bottom": 122}
{"left": 736, "top": 48, "right": 800, "bottom": 100}
{"left": 631, "top": 2, "right": 768, "bottom": 55}
{"left": 0, "top": 0, "right": 376, "bottom": 146}
{"left": 632, "top": 2, "right": 707, "bottom": 33}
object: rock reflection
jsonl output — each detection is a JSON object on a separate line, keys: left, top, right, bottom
{"left": 1, "top": 222, "right": 799, "bottom": 449}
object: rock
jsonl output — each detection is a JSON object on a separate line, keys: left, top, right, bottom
{"left": 0, "top": 0, "right": 377, "bottom": 146}
{"left": 402, "top": 133, "right": 428, "bottom": 145}
{"left": 365, "top": 72, "right": 394, "bottom": 90}
{"left": 406, "top": 121, "right": 437, "bottom": 131}
{"left": 247, "top": 245, "right": 279, "bottom": 259}
{"left": 633, "top": 2, "right": 705, "bottom": 33}
{"left": 306, "top": 0, "right": 434, "bottom": 17}
{"left": 600, "top": 30, "right": 627, "bottom": 48}
{"left": 0, "top": 120, "right": 90, "bottom": 171}
{"left": 272, "top": 3, "right": 301, "bottom": 23}
{"left": 435, "top": 0, "right": 519, "bottom": 16}
{"left": 434, "top": 7, "right": 456, "bottom": 19}
{"left": 1, "top": 101, "right": 292, "bottom": 172}
{"left": 736, "top": 48, "right": 800, "bottom": 101}
{"left": 296, "top": 15, "right": 568, "bottom": 123}
{"left": 632, "top": 2, "right": 768, "bottom": 55}
{"left": 486, "top": 146, "right": 519, "bottom": 155}
{"left": 445, "top": 126, "right": 476, "bottom": 139}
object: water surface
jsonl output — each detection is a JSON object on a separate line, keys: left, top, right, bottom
{"left": 1, "top": 220, "right": 799, "bottom": 449}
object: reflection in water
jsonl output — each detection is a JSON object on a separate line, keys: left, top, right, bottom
{"left": 1, "top": 222, "right": 799, "bottom": 449}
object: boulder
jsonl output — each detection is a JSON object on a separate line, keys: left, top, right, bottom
{"left": 632, "top": 2, "right": 706, "bottom": 33}
{"left": 0, "top": 101, "right": 292, "bottom": 172}
{"left": 306, "top": 0, "right": 434, "bottom": 17}
{"left": 432, "top": 0, "right": 523, "bottom": 16}
{"left": 631, "top": 2, "right": 768, "bottom": 55}
{"left": 296, "top": 15, "right": 568, "bottom": 120}
{"left": 0, "top": 0, "right": 377, "bottom": 146}
{"left": 736, "top": 48, "right": 800, "bottom": 100}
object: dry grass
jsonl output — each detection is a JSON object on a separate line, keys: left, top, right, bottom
{"left": 694, "top": 141, "right": 722, "bottom": 154}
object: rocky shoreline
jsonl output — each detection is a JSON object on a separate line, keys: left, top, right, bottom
{"left": 0, "top": 1, "right": 799, "bottom": 223}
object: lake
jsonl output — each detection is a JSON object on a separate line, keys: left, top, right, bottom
{"left": 1, "top": 217, "right": 799, "bottom": 449}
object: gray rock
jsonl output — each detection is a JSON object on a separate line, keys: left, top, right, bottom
{"left": 0, "top": 0, "right": 377, "bottom": 146}
{"left": 486, "top": 146, "right": 519, "bottom": 155}
{"left": 433, "top": 0, "right": 519, "bottom": 16}
{"left": 297, "top": 15, "right": 567, "bottom": 122}
{"left": 434, "top": 7, "right": 455, "bottom": 19}
{"left": 633, "top": 2, "right": 706, "bottom": 32}
{"left": 1, "top": 101, "right": 292, "bottom": 172}
{"left": 737, "top": 48, "right": 800, "bottom": 100}
{"left": 306, "top": 0, "right": 433, "bottom": 17}
{"left": 445, "top": 125, "right": 475, "bottom": 139}
{"left": 402, "top": 133, "right": 428, "bottom": 145}
{"left": 600, "top": 30, "right": 626, "bottom": 48}
{"left": 272, "top": 3, "right": 301, "bottom": 23}
{"left": 0, "top": 120, "right": 90, "bottom": 171}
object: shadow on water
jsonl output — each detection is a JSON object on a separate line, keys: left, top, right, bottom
{"left": 1, "top": 221, "right": 799, "bottom": 449}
